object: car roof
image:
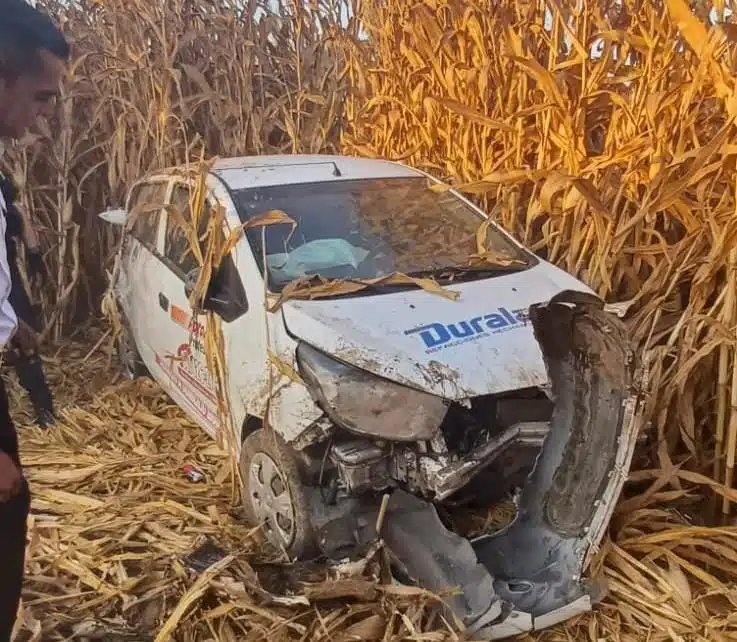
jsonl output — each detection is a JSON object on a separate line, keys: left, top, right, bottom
{"left": 149, "top": 154, "right": 423, "bottom": 191}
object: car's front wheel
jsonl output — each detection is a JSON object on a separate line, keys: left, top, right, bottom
{"left": 240, "top": 429, "right": 315, "bottom": 560}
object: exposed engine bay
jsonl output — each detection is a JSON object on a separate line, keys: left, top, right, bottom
{"left": 305, "top": 385, "right": 552, "bottom": 505}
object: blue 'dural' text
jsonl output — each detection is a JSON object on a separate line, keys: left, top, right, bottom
{"left": 404, "top": 307, "right": 529, "bottom": 353}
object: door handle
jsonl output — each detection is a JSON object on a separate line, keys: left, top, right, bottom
{"left": 158, "top": 292, "right": 169, "bottom": 312}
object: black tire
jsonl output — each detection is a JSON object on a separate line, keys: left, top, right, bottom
{"left": 240, "top": 429, "right": 316, "bottom": 560}
{"left": 116, "top": 319, "right": 147, "bottom": 379}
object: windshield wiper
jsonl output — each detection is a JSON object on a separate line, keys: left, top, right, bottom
{"left": 406, "top": 264, "right": 527, "bottom": 282}
{"left": 269, "top": 275, "right": 430, "bottom": 297}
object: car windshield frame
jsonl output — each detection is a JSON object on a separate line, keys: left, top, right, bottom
{"left": 230, "top": 176, "right": 537, "bottom": 296}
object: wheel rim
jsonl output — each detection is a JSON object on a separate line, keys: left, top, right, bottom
{"left": 248, "top": 452, "right": 296, "bottom": 549}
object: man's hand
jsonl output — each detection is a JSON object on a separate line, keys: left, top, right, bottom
{"left": 12, "top": 319, "right": 38, "bottom": 355}
{"left": 0, "top": 451, "right": 22, "bottom": 502}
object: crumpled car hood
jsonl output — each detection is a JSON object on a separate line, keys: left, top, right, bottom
{"left": 281, "top": 262, "right": 594, "bottom": 400}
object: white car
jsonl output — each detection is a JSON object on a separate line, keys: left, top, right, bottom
{"left": 100, "top": 154, "right": 643, "bottom": 639}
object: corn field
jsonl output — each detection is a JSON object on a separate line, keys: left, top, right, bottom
{"left": 8, "top": 0, "right": 737, "bottom": 638}
{"left": 340, "top": 0, "right": 737, "bottom": 518}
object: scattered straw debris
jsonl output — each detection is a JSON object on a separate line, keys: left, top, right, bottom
{"left": 3, "top": 330, "right": 737, "bottom": 641}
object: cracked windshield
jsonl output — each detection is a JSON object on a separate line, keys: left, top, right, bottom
{"left": 232, "top": 177, "right": 531, "bottom": 291}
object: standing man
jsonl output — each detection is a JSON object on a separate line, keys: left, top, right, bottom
{"left": 0, "top": 1, "right": 69, "bottom": 639}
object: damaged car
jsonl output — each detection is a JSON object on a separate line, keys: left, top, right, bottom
{"left": 99, "top": 154, "right": 644, "bottom": 639}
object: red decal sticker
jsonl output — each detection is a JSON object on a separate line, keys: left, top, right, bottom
{"left": 171, "top": 305, "right": 190, "bottom": 329}
{"left": 187, "top": 318, "right": 205, "bottom": 338}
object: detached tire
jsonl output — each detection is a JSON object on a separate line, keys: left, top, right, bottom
{"left": 240, "top": 429, "right": 316, "bottom": 560}
{"left": 116, "top": 319, "right": 147, "bottom": 379}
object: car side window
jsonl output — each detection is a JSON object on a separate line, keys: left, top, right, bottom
{"left": 164, "top": 183, "right": 249, "bottom": 322}
{"left": 128, "top": 182, "right": 167, "bottom": 248}
{"left": 165, "top": 184, "right": 210, "bottom": 276}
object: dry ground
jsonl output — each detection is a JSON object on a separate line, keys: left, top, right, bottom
{"left": 5, "top": 329, "right": 737, "bottom": 641}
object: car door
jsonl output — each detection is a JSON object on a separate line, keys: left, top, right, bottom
{"left": 120, "top": 179, "right": 169, "bottom": 380}
{"left": 154, "top": 179, "right": 249, "bottom": 440}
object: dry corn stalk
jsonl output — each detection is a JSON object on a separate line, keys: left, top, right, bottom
{"left": 4, "top": 334, "right": 737, "bottom": 640}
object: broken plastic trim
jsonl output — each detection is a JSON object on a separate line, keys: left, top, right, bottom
{"left": 429, "top": 421, "right": 549, "bottom": 501}
{"left": 471, "top": 289, "right": 645, "bottom": 637}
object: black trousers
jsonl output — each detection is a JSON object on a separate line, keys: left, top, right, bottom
{"left": 0, "top": 378, "right": 30, "bottom": 642}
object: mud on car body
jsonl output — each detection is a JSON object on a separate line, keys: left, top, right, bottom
{"left": 99, "top": 155, "right": 644, "bottom": 640}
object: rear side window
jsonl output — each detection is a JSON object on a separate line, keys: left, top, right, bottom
{"left": 164, "top": 184, "right": 210, "bottom": 276}
{"left": 127, "top": 182, "right": 167, "bottom": 248}
{"left": 163, "top": 183, "right": 248, "bottom": 322}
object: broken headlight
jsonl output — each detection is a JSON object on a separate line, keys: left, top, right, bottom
{"left": 296, "top": 343, "right": 449, "bottom": 442}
